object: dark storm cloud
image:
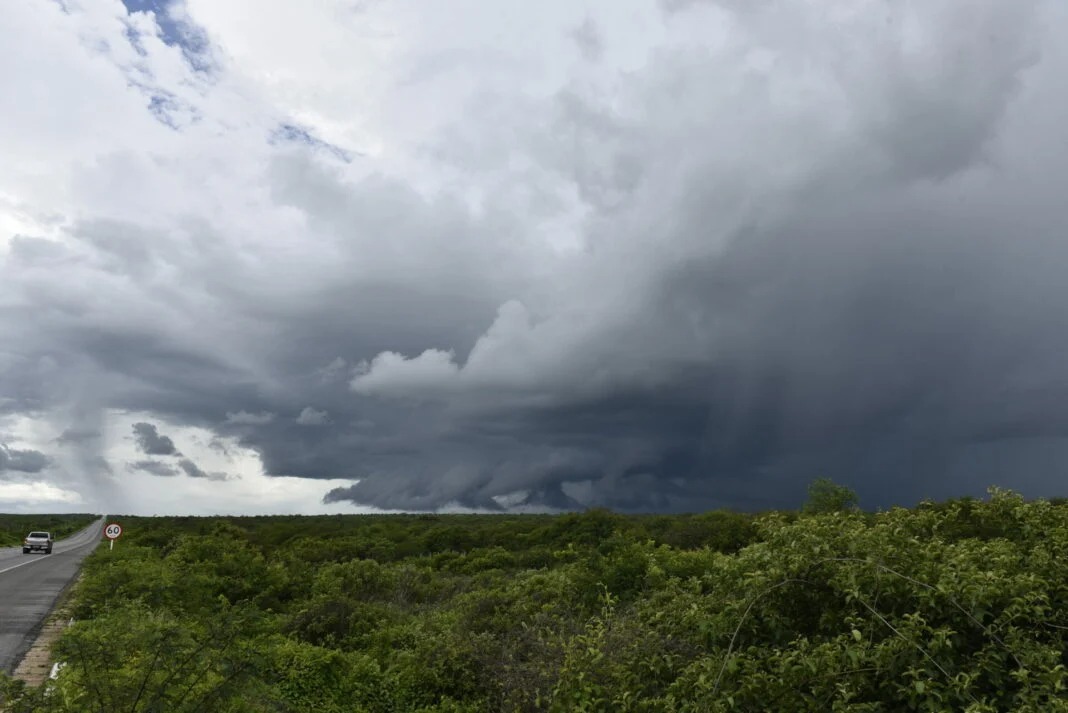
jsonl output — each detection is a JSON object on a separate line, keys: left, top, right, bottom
{"left": 0, "top": 444, "right": 50, "bottom": 473}
{"left": 132, "top": 422, "right": 179, "bottom": 455}
{"left": 129, "top": 459, "right": 179, "bottom": 477}
{"left": 4, "top": 0, "right": 1068, "bottom": 514}
{"left": 178, "top": 458, "right": 229, "bottom": 481}
{"left": 528, "top": 190, "right": 1068, "bottom": 511}
{"left": 78, "top": 8, "right": 1068, "bottom": 511}
{"left": 325, "top": 385, "right": 723, "bottom": 511}
{"left": 56, "top": 427, "right": 101, "bottom": 444}
{"left": 326, "top": 0, "right": 1068, "bottom": 511}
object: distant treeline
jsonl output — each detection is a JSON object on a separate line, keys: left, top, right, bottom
{"left": 0, "top": 514, "right": 98, "bottom": 548}
{"left": 3, "top": 487, "right": 1068, "bottom": 711}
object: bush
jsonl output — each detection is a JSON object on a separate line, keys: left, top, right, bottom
{"left": 802, "top": 477, "right": 859, "bottom": 514}
{"left": 5, "top": 491, "right": 1068, "bottom": 712}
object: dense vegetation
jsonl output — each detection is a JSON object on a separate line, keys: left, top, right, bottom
{"left": 3, "top": 488, "right": 1068, "bottom": 711}
{"left": 0, "top": 514, "right": 98, "bottom": 548}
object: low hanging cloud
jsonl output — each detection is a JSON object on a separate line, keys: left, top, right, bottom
{"left": 55, "top": 427, "right": 101, "bottom": 445}
{"left": 178, "top": 458, "right": 230, "bottom": 481}
{"left": 131, "top": 422, "right": 180, "bottom": 456}
{"left": 128, "top": 459, "right": 179, "bottom": 477}
{"left": 0, "top": 444, "right": 50, "bottom": 474}
{"left": 2, "top": 0, "right": 1067, "bottom": 513}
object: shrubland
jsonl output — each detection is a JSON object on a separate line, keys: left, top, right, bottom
{"left": 2, "top": 487, "right": 1067, "bottom": 711}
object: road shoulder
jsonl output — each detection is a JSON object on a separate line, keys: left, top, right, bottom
{"left": 10, "top": 574, "right": 80, "bottom": 688}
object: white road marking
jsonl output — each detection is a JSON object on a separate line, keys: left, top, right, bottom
{"left": 0, "top": 556, "right": 50, "bottom": 576}
{"left": 0, "top": 519, "right": 105, "bottom": 575}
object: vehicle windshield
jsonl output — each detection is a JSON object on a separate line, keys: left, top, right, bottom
{"left": 27, "top": 532, "right": 49, "bottom": 538}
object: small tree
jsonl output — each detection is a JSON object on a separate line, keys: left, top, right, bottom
{"left": 802, "top": 477, "right": 859, "bottom": 514}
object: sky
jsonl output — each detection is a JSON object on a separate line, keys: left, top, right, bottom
{"left": 2, "top": 0, "right": 1068, "bottom": 515}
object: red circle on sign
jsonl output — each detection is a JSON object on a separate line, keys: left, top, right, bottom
{"left": 104, "top": 523, "right": 123, "bottom": 540}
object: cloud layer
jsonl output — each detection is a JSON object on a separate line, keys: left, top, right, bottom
{"left": 2, "top": 0, "right": 1067, "bottom": 513}
{"left": 132, "top": 422, "right": 180, "bottom": 456}
{"left": 0, "top": 445, "right": 50, "bottom": 474}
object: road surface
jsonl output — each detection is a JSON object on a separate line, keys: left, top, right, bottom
{"left": 0, "top": 517, "right": 105, "bottom": 673}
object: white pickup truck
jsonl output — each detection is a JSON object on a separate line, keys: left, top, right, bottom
{"left": 23, "top": 531, "right": 54, "bottom": 554}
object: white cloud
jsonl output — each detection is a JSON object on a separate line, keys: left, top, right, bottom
{"left": 225, "top": 411, "right": 275, "bottom": 425}
{"left": 0, "top": 482, "right": 84, "bottom": 507}
{"left": 351, "top": 349, "right": 460, "bottom": 398}
{"left": 296, "top": 407, "right": 330, "bottom": 426}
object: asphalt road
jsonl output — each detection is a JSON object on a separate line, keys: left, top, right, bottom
{"left": 0, "top": 517, "right": 105, "bottom": 674}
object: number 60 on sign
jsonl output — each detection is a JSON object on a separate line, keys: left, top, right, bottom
{"left": 105, "top": 522, "right": 122, "bottom": 550}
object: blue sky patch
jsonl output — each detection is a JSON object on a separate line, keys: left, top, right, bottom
{"left": 116, "top": 2, "right": 353, "bottom": 155}
{"left": 120, "top": 0, "right": 213, "bottom": 73}
{"left": 271, "top": 124, "right": 358, "bottom": 164}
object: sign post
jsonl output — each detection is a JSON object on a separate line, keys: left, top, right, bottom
{"left": 104, "top": 522, "right": 122, "bottom": 551}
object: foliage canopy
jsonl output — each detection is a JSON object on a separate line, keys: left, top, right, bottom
{"left": 3, "top": 489, "right": 1068, "bottom": 711}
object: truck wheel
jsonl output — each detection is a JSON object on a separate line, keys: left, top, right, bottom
{"left": 23, "top": 548, "right": 29, "bottom": 554}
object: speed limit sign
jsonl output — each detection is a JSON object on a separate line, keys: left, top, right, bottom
{"left": 104, "top": 523, "right": 122, "bottom": 540}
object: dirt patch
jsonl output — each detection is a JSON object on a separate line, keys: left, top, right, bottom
{"left": 11, "top": 614, "right": 69, "bottom": 687}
